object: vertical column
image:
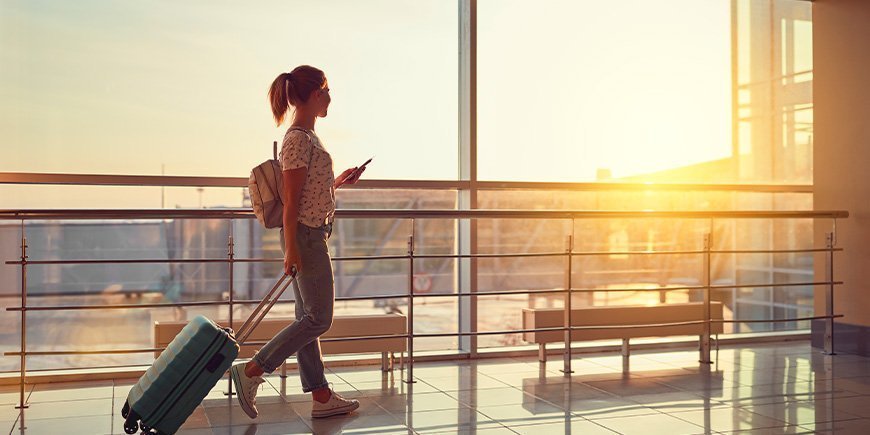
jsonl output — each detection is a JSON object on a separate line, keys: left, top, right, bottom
{"left": 458, "top": 0, "right": 478, "bottom": 358}
{"left": 824, "top": 231, "right": 835, "bottom": 355}
{"left": 405, "top": 220, "right": 417, "bottom": 384}
{"left": 17, "top": 221, "right": 28, "bottom": 410}
{"left": 562, "top": 231, "right": 574, "bottom": 375}
{"left": 226, "top": 226, "right": 235, "bottom": 395}
{"left": 700, "top": 232, "right": 713, "bottom": 364}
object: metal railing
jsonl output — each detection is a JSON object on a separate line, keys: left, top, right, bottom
{"left": 1, "top": 208, "right": 847, "bottom": 411}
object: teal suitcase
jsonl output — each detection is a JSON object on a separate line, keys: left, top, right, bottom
{"left": 122, "top": 274, "right": 295, "bottom": 434}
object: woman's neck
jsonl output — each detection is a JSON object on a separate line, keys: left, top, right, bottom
{"left": 290, "top": 112, "right": 316, "bottom": 131}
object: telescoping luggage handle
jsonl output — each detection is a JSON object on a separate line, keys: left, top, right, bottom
{"left": 235, "top": 268, "right": 297, "bottom": 345}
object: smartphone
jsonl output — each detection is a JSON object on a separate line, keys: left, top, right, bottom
{"left": 350, "top": 157, "right": 373, "bottom": 178}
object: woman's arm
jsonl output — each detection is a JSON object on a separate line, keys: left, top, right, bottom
{"left": 282, "top": 167, "right": 307, "bottom": 274}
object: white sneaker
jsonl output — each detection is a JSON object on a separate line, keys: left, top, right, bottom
{"left": 230, "top": 362, "right": 265, "bottom": 419}
{"left": 311, "top": 389, "right": 360, "bottom": 418}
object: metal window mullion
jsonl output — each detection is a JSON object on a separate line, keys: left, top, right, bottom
{"left": 17, "top": 220, "right": 28, "bottom": 410}
{"left": 458, "top": 0, "right": 478, "bottom": 358}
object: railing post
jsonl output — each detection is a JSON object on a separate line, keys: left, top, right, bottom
{"left": 226, "top": 228, "right": 235, "bottom": 396}
{"left": 700, "top": 232, "right": 713, "bottom": 364}
{"left": 824, "top": 232, "right": 836, "bottom": 355}
{"left": 17, "top": 221, "right": 28, "bottom": 411}
{"left": 404, "top": 219, "right": 416, "bottom": 384}
{"left": 561, "top": 231, "right": 574, "bottom": 375}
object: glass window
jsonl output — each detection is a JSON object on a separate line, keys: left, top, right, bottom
{"left": 478, "top": 0, "right": 811, "bottom": 184}
{"left": 0, "top": 1, "right": 458, "bottom": 180}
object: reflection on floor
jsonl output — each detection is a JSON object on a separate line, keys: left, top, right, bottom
{"left": 5, "top": 342, "right": 870, "bottom": 434}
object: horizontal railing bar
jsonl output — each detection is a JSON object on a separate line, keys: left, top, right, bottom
{"left": 572, "top": 250, "right": 705, "bottom": 256}
{"left": 713, "top": 248, "right": 843, "bottom": 254}
{"left": 4, "top": 314, "right": 845, "bottom": 356}
{"left": 5, "top": 293, "right": 416, "bottom": 311}
{"left": 4, "top": 259, "right": 230, "bottom": 265}
{"left": 5, "top": 301, "right": 229, "bottom": 312}
{"left": 411, "top": 289, "right": 568, "bottom": 298}
{"left": 414, "top": 252, "right": 565, "bottom": 259}
{"left": 716, "top": 315, "right": 843, "bottom": 323}
{"left": 413, "top": 320, "right": 722, "bottom": 338}
{"left": 4, "top": 348, "right": 164, "bottom": 356}
{"left": 4, "top": 246, "right": 843, "bottom": 266}
{"left": 0, "top": 172, "right": 814, "bottom": 193}
{"left": 0, "top": 208, "right": 849, "bottom": 221}
{"left": 569, "top": 285, "right": 707, "bottom": 293}
{"left": 6, "top": 280, "right": 844, "bottom": 312}
{"left": 2, "top": 333, "right": 417, "bottom": 356}
{"left": 709, "top": 281, "right": 843, "bottom": 290}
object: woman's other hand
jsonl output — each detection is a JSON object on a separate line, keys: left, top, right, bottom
{"left": 334, "top": 166, "right": 366, "bottom": 189}
{"left": 284, "top": 246, "right": 302, "bottom": 276}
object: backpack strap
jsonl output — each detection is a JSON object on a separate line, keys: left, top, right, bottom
{"left": 286, "top": 126, "right": 316, "bottom": 168}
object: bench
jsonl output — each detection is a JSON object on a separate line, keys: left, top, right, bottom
{"left": 155, "top": 314, "right": 407, "bottom": 373}
{"left": 522, "top": 302, "right": 724, "bottom": 362}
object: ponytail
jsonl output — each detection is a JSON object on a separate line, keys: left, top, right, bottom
{"left": 267, "top": 65, "right": 327, "bottom": 126}
{"left": 268, "top": 73, "right": 293, "bottom": 126}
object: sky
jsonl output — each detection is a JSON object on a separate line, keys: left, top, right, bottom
{"left": 0, "top": 0, "right": 765, "bottom": 208}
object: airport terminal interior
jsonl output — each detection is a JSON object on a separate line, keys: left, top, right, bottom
{"left": 2, "top": 0, "right": 870, "bottom": 433}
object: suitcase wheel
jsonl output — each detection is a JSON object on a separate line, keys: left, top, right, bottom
{"left": 123, "top": 419, "right": 138, "bottom": 434}
{"left": 123, "top": 409, "right": 140, "bottom": 434}
{"left": 121, "top": 401, "right": 130, "bottom": 419}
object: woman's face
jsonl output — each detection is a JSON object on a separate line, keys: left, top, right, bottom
{"left": 314, "top": 84, "right": 331, "bottom": 118}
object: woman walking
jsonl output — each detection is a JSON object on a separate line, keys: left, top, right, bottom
{"left": 231, "top": 65, "right": 365, "bottom": 419}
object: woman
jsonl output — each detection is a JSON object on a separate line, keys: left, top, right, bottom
{"left": 231, "top": 65, "right": 365, "bottom": 419}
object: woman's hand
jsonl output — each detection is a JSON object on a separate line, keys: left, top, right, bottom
{"left": 284, "top": 245, "right": 302, "bottom": 276}
{"left": 334, "top": 166, "right": 366, "bottom": 189}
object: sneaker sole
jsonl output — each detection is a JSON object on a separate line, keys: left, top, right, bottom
{"left": 230, "top": 366, "right": 258, "bottom": 419}
{"left": 311, "top": 401, "right": 360, "bottom": 418}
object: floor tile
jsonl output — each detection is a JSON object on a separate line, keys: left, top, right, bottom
{"left": 740, "top": 399, "right": 864, "bottom": 425}
{"left": 475, "top": 402, "right": 569, "bottom": 427}
{"left": 419, "top": 374, "right": 511, "bottom": 391}
{"left": 446, "top": 386, "right": 532, "bottom": 407}
{"left": 717, "top": 425, "right": 812, "bottom": 434}
{"left": 18, "top": 398, "right": 112, "bottom": 420}
{"left": 592, "top": 412, "right": 706, "bottom": 434}
{"left": 374, "top": 391, "right": 464, "bottom": 413}
{"left": 670, "top": 406, "right": 788, "bottom": 432}
{"left": 799, "top": 418, "right": 870, "bottom": 433}
{"left": 624, "top": 391, "right": 729, "bottom": 413}
{"left": 510, "top": 418, "right": 618, "bottom": 435}
{"left": 568, "top": 397, "right": 662, "bottom": 419}
{"left": 391, "top": 408, "right": 500, "bottom": 433}
{"left": 27, "top": 380, "right": 114, "bottom": 403}
{"left": 12, "top": 414, "right": 113, "bottom": 434}
{"left": 583, "top": 377, "right": 683, "bottom": 397}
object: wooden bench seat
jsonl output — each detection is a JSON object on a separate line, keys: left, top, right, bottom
{"left": 155, "top": 314, "right": 407, "bottom": 372}
{"left": 522, "top": 302, "right": 724, "bottom": 362}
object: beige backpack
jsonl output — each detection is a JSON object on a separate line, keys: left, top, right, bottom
{"left": 248, "top": 128, "right": 312, "bottom": 228}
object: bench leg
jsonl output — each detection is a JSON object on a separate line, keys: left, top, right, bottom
{"left": 381, "top": 352, "right": 389, "bottom": 372}
{"left": 621, "top": 338, "right": 630, "bottom": 358}
{"left": 539, "top": 344, "right": 547, "bottom": 363}
{"left": 390, "top": 352, "right": 395, "bottom": 371}
{"left": 280, "top": 361, "right": 288, "bottom": 379}
{"left": 400, "top": 352, "right": 404, "bottom": 371}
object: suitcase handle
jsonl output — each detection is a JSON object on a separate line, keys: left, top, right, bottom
{"left": 235, "top": 268, "right": 297, "bottom": 345}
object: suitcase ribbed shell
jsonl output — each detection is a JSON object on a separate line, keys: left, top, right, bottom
{"left": 127, "top": 315, "right": 239, "bottom": 434}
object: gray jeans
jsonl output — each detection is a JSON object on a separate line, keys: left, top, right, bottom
{"left": 252, "top": 223, "right": 333, "bottom": 393}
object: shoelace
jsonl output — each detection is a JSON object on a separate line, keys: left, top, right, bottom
{"left": 248, "top": 377, "right": 265, "bottom": 402}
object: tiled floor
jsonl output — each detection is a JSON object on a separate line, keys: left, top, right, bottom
{"left": 5, "top": 342, "right": 870, "bottom": 434}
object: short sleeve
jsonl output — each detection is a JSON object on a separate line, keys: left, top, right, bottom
{"left": 279, "top": 130, "right": 313, "bottom": 171}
